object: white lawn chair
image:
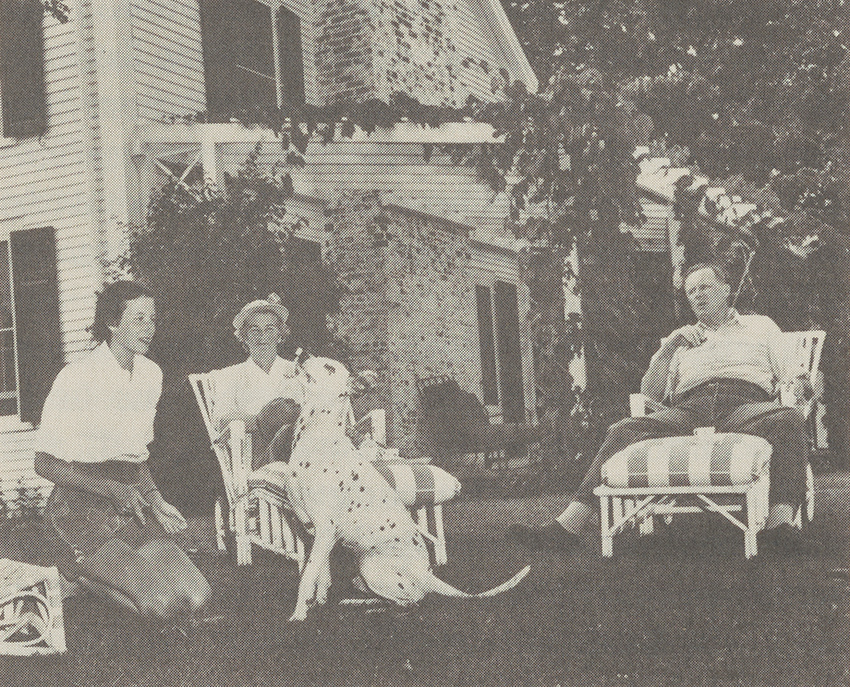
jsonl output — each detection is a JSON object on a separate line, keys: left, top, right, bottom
{"left": 189, "top": 372, "right": 455, "bottom": 568}
{"left": 594, "top": 330, "right": 825, "bottom": 558}
{"left": 0, "top": 559, "right": 66, "bottom": 656}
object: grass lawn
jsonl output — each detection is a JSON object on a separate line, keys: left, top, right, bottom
{"left": 1, "top": 472, "right": 848, "bottom": 687}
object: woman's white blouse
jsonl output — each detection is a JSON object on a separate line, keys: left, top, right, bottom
{"left": 211, "top": 356, "right": 303, "bottom": 427}
{"left": 35, "top": 342, "right": 162, "bottom": 463}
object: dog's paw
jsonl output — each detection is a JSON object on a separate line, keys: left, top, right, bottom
{"left": 288, "top": 607, "right": 309, "bottom": 622}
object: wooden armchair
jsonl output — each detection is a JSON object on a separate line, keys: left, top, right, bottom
{"left": 593, "top": 330, "right": 824, "bottom": 558}
{"left": 416, "top": 375, "right": 543, "bottom": 468}
{"left": 190, "top": 372, "right": 458, "bottom": 568}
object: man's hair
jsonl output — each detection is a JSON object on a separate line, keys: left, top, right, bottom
{"left": 90, "top": 281, "right": 152, "bottom": 343}
{"left": 683, "top": 262, "right": 731, "bottom": 286}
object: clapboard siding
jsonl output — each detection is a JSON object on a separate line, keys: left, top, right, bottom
{"left": 130, "top": 0, "right": 207, "bottom": 122}
{"left": 209, "top": 141, "right": 513, "bottom": 233}
{"left": 0, "top": 9, "right": 101, "bottom": 506}
{"left": 451, "top": 0, "right": 513, "bottom": 102}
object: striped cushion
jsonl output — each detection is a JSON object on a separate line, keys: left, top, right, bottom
{"left": 249, "top": 460, "right": 460, "bottom": 508}
{"left": 372, "top": 460, "right": 461, "bottom": 507}
{"left": 601, "top": 433, "right": 772, "bottom": 488}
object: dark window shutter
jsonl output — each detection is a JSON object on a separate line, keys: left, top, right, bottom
{"left": 199, "top": 0, "right": 277, "bottom": 120}
{"left": 0, "top": 0, "right": 47, "bottom": 139}
{"left": 11, "top": 227, "right": 62, "bottom": 424}
{"left": 199, "top": 0, "right": 239, "bottom": 120}
{"left": 276, "top": 6, "right": 305, "bottom": 106}
{"left": 475, "top": 285, "right": 499, "bottom": 405}
{"left": 493, "top": 281, "right": 524, "bottom": 422}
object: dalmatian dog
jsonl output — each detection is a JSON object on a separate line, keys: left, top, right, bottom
{"left": 283, "top": 355, "right": 530, "bottom": 622}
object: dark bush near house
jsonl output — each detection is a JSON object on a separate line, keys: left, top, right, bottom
{"left": 116, "top": 147, "right": 344, "bottom": 514}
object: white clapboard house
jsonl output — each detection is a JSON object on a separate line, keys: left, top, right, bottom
{"left": 0, "top": 0, "right": 540, "bottom": 506}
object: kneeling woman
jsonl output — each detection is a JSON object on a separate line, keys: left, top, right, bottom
{"left": 35, "top": 281, "right": 211, "bottom": 620}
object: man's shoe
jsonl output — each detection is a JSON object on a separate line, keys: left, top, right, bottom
{"left": 507, "top": 523, "right": 581, "bottom": 552}
{"left": 757, "top": 523, "right": 820, "bottom": 556}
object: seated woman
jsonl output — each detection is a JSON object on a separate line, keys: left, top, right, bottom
{"left": 212, "top": 294, "right": 304, "bottom": 468}
{"left": 34, "top": 281, "right": 211, "bottom": 621}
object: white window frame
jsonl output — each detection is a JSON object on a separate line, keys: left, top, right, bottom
{"left": 0, "top": 218, "right": 27, "bottom": 429}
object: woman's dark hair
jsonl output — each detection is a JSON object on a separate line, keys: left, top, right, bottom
{"left": 90, "top": 281, "right": 153, "bottom": 343}
{"left": 683, "top": 262, "right": 731, "bottom": 286}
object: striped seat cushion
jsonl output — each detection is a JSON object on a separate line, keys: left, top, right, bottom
{"left": 249, "top": 460, "right": 461, "bottom": 507}
{"left": 601, "top": 433, "right": 772, "bottom": 488}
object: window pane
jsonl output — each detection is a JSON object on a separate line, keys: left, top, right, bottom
{"left": 0, "top": 241, "right": 11, "bottom": 329}
{"left": 494, "top": 281, "right": 524, "bottom": 422}
{"left": 475, "top": 285, "right": 499, "bottom": 405}
{"left": 0, "top": 240, "right": 17, "bottom": 415}
{"left": 199, "top": 0, "right": 277, "bottom": 119}
{"left": 233, "top": 0, "right": 276, "bottom": 110}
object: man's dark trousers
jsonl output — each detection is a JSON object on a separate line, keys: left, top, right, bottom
{"left": 573, "top": 379, "right": 808, "bottom": 508}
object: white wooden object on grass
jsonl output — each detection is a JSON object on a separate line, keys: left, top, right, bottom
{"left": 594, "top": 331, "right": 825, "bottom": 559}
{"left": 0, "top": 559, "right": 66, "bottom": 656}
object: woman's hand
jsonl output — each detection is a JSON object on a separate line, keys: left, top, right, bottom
{"left": 106, "top": 481, "right": 149, "bottom": 525}
{"left": 145, "top": 491, "right": 188, "bottom": 534}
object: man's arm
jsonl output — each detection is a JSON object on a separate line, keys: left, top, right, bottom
{"left": 640, "top": 324, "right": 707, "bottom": 402}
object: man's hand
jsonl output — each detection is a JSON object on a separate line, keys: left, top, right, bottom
{"left": 146, "top": 491, "right": 188, "bottom": 534}
{"left": 662, "top": 325, "right": 707, "bottom": 352}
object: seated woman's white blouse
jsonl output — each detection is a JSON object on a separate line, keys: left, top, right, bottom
{"left": 211, "top": 356, "right": 303, "bottom": 428}
{"left": 35, "top": 342, "right": 162, "bottom": 463}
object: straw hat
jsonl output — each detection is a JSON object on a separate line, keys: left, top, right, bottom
{"left": 232, "top": 294, "right": 289, "bottom": 339}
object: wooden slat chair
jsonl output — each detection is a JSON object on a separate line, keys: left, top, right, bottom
{"left": 0, "top": 559, "right": 66, "bottom": 656}
{"left": 416, "top": 375, "right": 543, "bottom": 469}
{"left": 190, "top": 372, "right": 458, "bottom": 568}
{"left": 593, "top": 330, "right": 825, "bottom": 559}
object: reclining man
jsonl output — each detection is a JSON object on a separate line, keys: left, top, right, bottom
{"left": 509, "top": 262, "right": 813, "bottom": 555}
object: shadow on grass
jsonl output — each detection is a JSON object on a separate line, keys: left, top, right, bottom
{"left": 1, "top": 473, "right": 848, "bottom": 687}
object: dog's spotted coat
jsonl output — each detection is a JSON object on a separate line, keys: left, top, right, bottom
{"left": 282, "top": 357, "right": 530, "bottom": 621}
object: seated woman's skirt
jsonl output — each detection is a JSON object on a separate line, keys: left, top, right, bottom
{"left": 44, "top": 461, "right": 167, "bottom": 579}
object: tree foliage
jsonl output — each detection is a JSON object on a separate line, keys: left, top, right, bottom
{"left": 115, "top": 148, "right": 343, "bottom": 510}
{"left": 496, "top": 0, "right": 848, "bottom": 460}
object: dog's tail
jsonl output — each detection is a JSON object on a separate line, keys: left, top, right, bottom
{"left": 426, "top": 565, "right": 530, "bottom": 599}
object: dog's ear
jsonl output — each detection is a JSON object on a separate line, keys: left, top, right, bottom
{"left": 349, "top": 370, "right": 378, "bottom": 396}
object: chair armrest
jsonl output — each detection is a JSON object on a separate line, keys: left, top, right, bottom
{"left": 779, "top": 375, "right": 816, "bottom": 419}
{"left": 227, "top": 419, "right": 252, "bottom": 494}
{"left": 629, "top": 393, "right": 667, "bottom": 417}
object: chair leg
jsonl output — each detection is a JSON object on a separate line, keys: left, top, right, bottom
{"left": 432, "top": 505, "right": 448, "bottom": 567}
{"left": 234, "top": 501, "right": 252, "bottom": 566}
{"left": 214, "top": 497, "right": 227, "bottom": 553}
{"left": 600, "top": 495, "right": 614, "bottom": 557}
{"left": 744, "top": 492, "right": 757, "bottom": 559}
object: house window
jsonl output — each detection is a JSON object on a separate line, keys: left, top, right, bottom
{"left": 475, "top": 285, "right": 499, "bottom": 405}
{"left": 199, "top": 0, "right": 306, "bottom": 120}
{"left": 0, "top": 242, "right": 18, "bottom": 416}
{"left": 0, "top": 226, "right": 62, "bottom": 424}
{"left": 475, "top": 281, "right": 525, "bottom": 421}
{"left": 0, "top": 0, "right": 47, "bottom": 139}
